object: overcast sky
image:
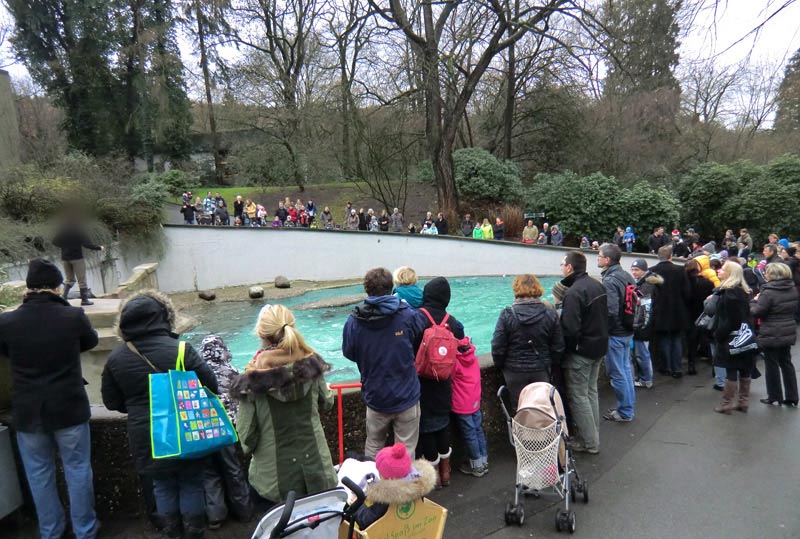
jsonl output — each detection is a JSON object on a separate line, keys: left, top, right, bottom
{"left": 2, "top": 2, "right": 800, "bottom": 89}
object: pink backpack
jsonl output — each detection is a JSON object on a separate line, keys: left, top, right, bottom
{"left": 415, "top": 308, "right": 458, "bottom": 381}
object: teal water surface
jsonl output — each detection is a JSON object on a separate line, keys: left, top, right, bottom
{"left": 184, "top": 276, "right": 559, "bottom": 382}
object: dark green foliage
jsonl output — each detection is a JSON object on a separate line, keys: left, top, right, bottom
{"left": 775, "top": 49, "right": 800, "bottom": 133}
{"left": 452, "top": 148, "right": 524, "bottom": 204}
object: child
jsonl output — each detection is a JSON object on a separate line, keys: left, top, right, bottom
{"left": 392, "top": 266, "right": 423, "bottom": 308}
{"left": 580, "top": 236, "right": 590, "bottom": 249}
{"left": 451, "top": 336, "right": 489, "bottom": 476}
{"left": 622, "top": 226, "right": 636, "bottom": 252}
{"left": 537, "top": 232, "right": 547, "bottom": 245}
{"left": 271, "top": 216, "right": 282, "bottom": 228}
{"left": 354, "top": 443, "right": 436, "bottom": 530}
{"left": 199, "top": 336, "right": 252, "bottom": 527}
{"left": 472, "top": 223, "right": 483, "bottom": 239}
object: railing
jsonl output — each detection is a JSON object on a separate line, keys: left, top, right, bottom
{"left": 329, "top": 382, "right": 362, "bottom": 464}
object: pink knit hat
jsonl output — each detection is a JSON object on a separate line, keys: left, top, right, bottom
{"left": 375, "top": 443, "right": 412, "bottom": 480}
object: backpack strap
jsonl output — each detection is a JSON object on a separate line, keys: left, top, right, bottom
{"left": 419, "top": 307, "right": 450, "bottom": 328}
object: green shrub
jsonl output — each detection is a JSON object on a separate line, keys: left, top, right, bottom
{"left": 453, "top": 148, "right": 524, "bottom": 204}
{"left": 155, "top": 169, "right": 200, "bottom": 196}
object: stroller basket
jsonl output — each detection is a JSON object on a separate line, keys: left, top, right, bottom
{"left": 511, "top": 419, "right": 562, "bottom": 491}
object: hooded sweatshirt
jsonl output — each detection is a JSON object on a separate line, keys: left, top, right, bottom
{"left": 343, "top": 295, "right": 425, "bottom": 413}
{"left": 696, "top": 255, "right": 721, "bottom": 287}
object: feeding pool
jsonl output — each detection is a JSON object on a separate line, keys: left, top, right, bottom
{"left": 184, "top": 276, "right": 559, "bottom": 382}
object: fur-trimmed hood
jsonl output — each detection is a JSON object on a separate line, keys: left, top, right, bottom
{"left": 231, "top": 353, "right": 329, "bottom": 402}
{"left": 365, "top": 459, "right": 437, "bottom": 505}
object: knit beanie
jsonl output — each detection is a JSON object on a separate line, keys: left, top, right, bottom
{"left": 552, "top": 281, "right": 569, "bottom": 304}
{"left": 778, "top": 238, "right": 790, "bottom": 249}
{"left": 375, "top": 442, "right": 412, "bottom": 480}
{"left": 631, "top": 259, "right": 648, "bottom": 271}
{"left": 26, "top": 258, "right": 63, "bottom": 289}
{"left": 702, "top": 242, "right": 716, "bottom": 254}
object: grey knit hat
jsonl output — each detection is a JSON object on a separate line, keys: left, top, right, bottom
{"left": 552, "top": 281, "right": 569, "bottom": 303}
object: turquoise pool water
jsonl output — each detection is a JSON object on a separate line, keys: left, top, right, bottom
{"left": 184, "top": 276, "right": 559, "bottom": 381}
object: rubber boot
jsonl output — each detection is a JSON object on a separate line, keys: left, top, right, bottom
{"left": 61, "top": 284, "right": 73, "bottom": 301}
{"left": 736, "top": 377, "right": 751, "bottom": 413}
{"left": 182, "top": 514, "right": 205, "bottom": 539}
{"left": 714, "top": 380, "right": 737, "bottom": 414}
{"left": 80, "top": 287, "right": 94, "bottom": 306}
{"left": 156, "top": 513, "right": 181, "bottom": 538}
{"left": 438, "top": 448, "right": 452, "bottom": 487}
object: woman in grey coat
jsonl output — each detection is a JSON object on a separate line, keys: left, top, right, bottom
{"left": 751, "top": 263, "right": 799, "bottom": 406}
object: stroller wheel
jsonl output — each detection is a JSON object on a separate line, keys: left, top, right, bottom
{"left": 504, "top": 504, "right": 514, "bottom": 525}
{"left": 515, "top": 504, "right": 525, "bottom": 526}
{"left": 555, "top": 510, "right": 564, "bottom": 532}
{"left": 568, "top": 511, "right": 577, "bottom": 533}
{"left": 569, "top": 483, "right": 576, "bottom": 503}
{"left": 582, "top": 481, "right": 589, "bottom": 504}
{"left": 505, "top": 503, "right": 524, "bottom": 526}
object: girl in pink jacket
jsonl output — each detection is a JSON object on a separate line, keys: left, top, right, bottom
{"left": 451, "top": 336, "right": 489, "bottom": 476}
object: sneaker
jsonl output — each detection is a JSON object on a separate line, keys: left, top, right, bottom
{"left": 603, "top": 409, "right": 633, "bottom": 422}
{"left": 458, "top": 462, "right": 487, "bottom": 477}
{"left": 712, "top": 384, "right": 724, "bottom": 392}
{"left": 634, "top": 379, "right": 653, "bottom": 389}
{"left": 571, "top": 443, "right": 599, "bottom": 455}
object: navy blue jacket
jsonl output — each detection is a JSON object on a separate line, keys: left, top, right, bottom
{"left": 343, "top": 296, "right": 425, "bottom": 414}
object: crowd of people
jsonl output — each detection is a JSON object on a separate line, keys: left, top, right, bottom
{"left": 3, "top": 223, "right": 799, "bottom": 539}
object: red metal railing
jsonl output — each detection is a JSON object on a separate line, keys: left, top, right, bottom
{"left": 329, "top": 382, "right": 362, "bottom": 464}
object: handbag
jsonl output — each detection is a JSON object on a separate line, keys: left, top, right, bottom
{"left": 696, "top": 292, "right": 720, "bottom": 331}
{"left": 128, "top": 341, "right": 238, "bottom": 460}
{"left": 695, "top": 312, "right": 715, "bottom": 331}
{"left": 727, "top": 322, "right": 759, "bottom": 356}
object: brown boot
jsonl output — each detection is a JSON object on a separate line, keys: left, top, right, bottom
{"left": 737, "top": 377, "right": 751, "bottom": 412}
{"left": 438, "top": 448, "right": 452, "bottom": 487}
{"left": 714, "top": 380, "right": 737, "bottom": 414}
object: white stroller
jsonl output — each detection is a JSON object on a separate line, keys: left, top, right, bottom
{"left": 498, "top": 382, "right": 589, "bottom": 533}
{"left": 251, "top": 477, "right": 365, "bottom": 539}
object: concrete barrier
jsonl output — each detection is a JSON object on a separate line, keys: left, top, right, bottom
{"left": 154, "top": 225, "right": 661, "bottom": 292}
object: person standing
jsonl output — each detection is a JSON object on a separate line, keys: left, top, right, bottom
{"left": 0, "top": 259, "right": 100, "bottom": 539}
{"left": 738, "top": 228, "right": 753, "bottom": 252}
{"left": 597, "top": 243, "right": 636, "bottom": 422}
{"left": 52, "top": 214, "right": 105, "bottom": 306}
{"left": 493, "top": 217, "right": 505, "bottom": 241}
{"left": 306, "top": 199, "right": 317, "bottom": 225}
{"left": 390, "top": 208, "right": 404, "bottom": 232}
{"left": 685, "top": 259, "right": 716, "bottom": 384}
{"left": 521, "top": 221, "right": 538, "bottom": 244}
{"left": 378, "top": 210, "right": 390, "bottom": 232}
{"left": 480, "top": 218, "right": 494, "bottom": 240}
{"left": 233, "top": 196, "right": 244, "bottom": 225}
{"left": 343, "top": 268, "right": 426, "bottom": 458}
{"left": 629, "top": 259, "right": 663, "bottom": 389}
{"left": 346, "top": 209, "right": 360, "bottom": 230}
{"left": 751, "top": 263, "right": 799, "bottom": 406}
{"left": 460, "top": 214, "right": 474, "bottom": 237}
{"left": 435, "top": 212, "right": 449, "bottom": 235}
{"left": 650, "top": 246, "right": 692, "bottom": 376}
{"left": 358, "top": 208, "right": 368, "bottom": 231}
{"left": 550, "top": 225, "right": 564, "bottom": 246}
{"left": 559, "top": 251, "right": 608, "bottom": 453}
{"left": 102, "top": 291, "right": 219, "bottom": 538}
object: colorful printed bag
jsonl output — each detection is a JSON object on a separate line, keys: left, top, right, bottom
{"left": 132, "top": 341, "right": 238, "bottom": 460}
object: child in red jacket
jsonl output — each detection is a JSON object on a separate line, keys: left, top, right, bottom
{"left": 451, "top": 336, "right": 489, "bottom": 476}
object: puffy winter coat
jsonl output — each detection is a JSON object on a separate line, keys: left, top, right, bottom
{"left": 696, "top": 255, "right": 721, "bottom": 287}
{"left": 451, "top": 338, "right": 481, "bottom": 415}
{"left": 0, "top": 292, "right": 98, "bottom": 432}
{"left": 751, "top": 278, "right": 798, "bottom": 348}
{"left": 343, "top": 296, "right": 425, "bottom": 414}
{"left": 232, "top": 352, "right": 337, "bottom": 503}
{"left": 492, "top": 299, "right": 564, "bottom": 373}
{"left": 102, "top": 292, "right": 218, "bottom": 476}
{"left": 480, "top": 224, "right": 494, "bottom": 239}
{"left": 713, "top": 286, "right": 757, "bottom": 369}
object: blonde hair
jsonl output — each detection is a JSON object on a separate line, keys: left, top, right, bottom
{"left": 482, "top": 218, "right": 490, "bottom": 226}
{"left": 255, "top": 304, "right": 314, "bottom": 358}
{"left": 766, "top": 262, "right": 792, "bottom": 281}
{"left": 719, "top": 261, "right": 751, "bottom": 295}
{"left": 392, "top": 266, "right": 418, "bottom": 286}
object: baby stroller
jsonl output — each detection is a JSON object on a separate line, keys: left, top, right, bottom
{"left": 251, "top": 477, "right": 365, "bottom": 539}
{"left": 498, "top": 382, "right": 588, "bottom": 533}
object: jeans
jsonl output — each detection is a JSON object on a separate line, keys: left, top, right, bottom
{"left": 16, "top": 422, "right": 98, "bottom": 539}
{"left": 606, "top": 335, "right": 636, "bottom": 419}
{"left": 364, "top": 402, "right": 420, "bottom": 459}
{"left": 153, "top": 466, "right": 206, "bottom": 517}
{"left": 763, "top": 346, "right": 799, "bottom": 402}
{"left": 454, "top": 411, "right": 488, "bottom": 466}
{"left": 633, "top": 340, "right": 653, "bottom": 383}
{"left": 563, "top": 354, "right": 601, "bottom": 450}
{"left": 659, "top": 332, "right": 683, "bottom": 373}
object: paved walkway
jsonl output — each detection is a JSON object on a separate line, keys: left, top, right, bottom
{"left": 4, "top": 358, "right": 799, "bottom": 539}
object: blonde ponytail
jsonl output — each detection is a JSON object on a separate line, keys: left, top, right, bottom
{"left": 255, "top": 304, "right": 314, "bottom": 359}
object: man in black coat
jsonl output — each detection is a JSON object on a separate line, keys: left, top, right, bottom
{"left": 650, "top": 245, "right": 692, "bottom": 376}
{"left": 559, "top": 251, "right": 608, "bottom": 453}
{"left": 647, "top": 227, "right": 669, "bottom": 254}
{"left": 52, "top": 215, "right": 104, "bottom": 305}
{"left": 0, "top": 259, "right": 100, "bottom": 539}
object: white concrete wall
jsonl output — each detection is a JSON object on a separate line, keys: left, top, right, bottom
{"left": 155, "top": 225, "right": 662, "bottom": 292}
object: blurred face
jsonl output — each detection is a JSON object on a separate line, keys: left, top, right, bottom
{"left": 528, "top": 220, "right": 533, "bottom": 226}
{"left": 631, "top": 267, "right": 644, "bottom": 280}
{"left": 763, "top": 246, "right": 771, "bottom": 258}
{"left": 561, "top": 257, "right": 572, "bottom": 277}
{"left": 780, "top": 248, "right": 789, "bottom": 260}
{"left": 769, "top": 235, "right": 778, "bottom": 243}
{"left": 717, "top": 265, "right": 728, "bottom": 280}
{"left": 597, "top": 252, "right": 610, "bottom": 269}
{"left": 427, "top": 212, "right": 432, "bottom": 218}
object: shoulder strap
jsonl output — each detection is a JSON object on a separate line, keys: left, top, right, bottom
{"left": 127, "top": 341, "right": 161, "bottom": 373}
{"left": 175, "top": 341, "right": 186, "bottom": 371}
{"left": 439, "top": 313, "right": 450, "bottom": 327}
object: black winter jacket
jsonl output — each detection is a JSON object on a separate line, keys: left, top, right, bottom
{"left": 751, "top": 279, "right": 798, "bottom": 348}
{"left": 52, "top": 225, "right": 102, "bottom": 261}
{"left": 492, "top": 299, "right": 564, "bottom": 373}
{"left": 601, "top": 263, "right": 635, "bottom": 337}
{"left": 687, "top": 274, "right": 715, "bottom": 321}
{"left": 560, "top": 272, "right": 608, "bottom": 359}
{"left": 0, "top": 293, "right": 98, "bottom": 432}
{"left": 435, "top": 218, "right": 449, "bottom": 235}
{"left": 101, "top": 294, "right": 219, "bottom": 476}
{"left": 713, "top": 286, "right": 756, "bottom": 369}
{"left": 650, "top": 260, "right": 691, "bottom": 332}
{"left": 416, "top": 278, "right": 464, "bottom": 421}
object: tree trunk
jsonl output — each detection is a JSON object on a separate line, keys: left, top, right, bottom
{"left": 503, "top": 40, "right": 516, "bottom": 160}
{"left": 339, "top": 46, "right": 352, "bottom": 179}
{"left": 195, "top": 0, "right": 225, "bottom": 185}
